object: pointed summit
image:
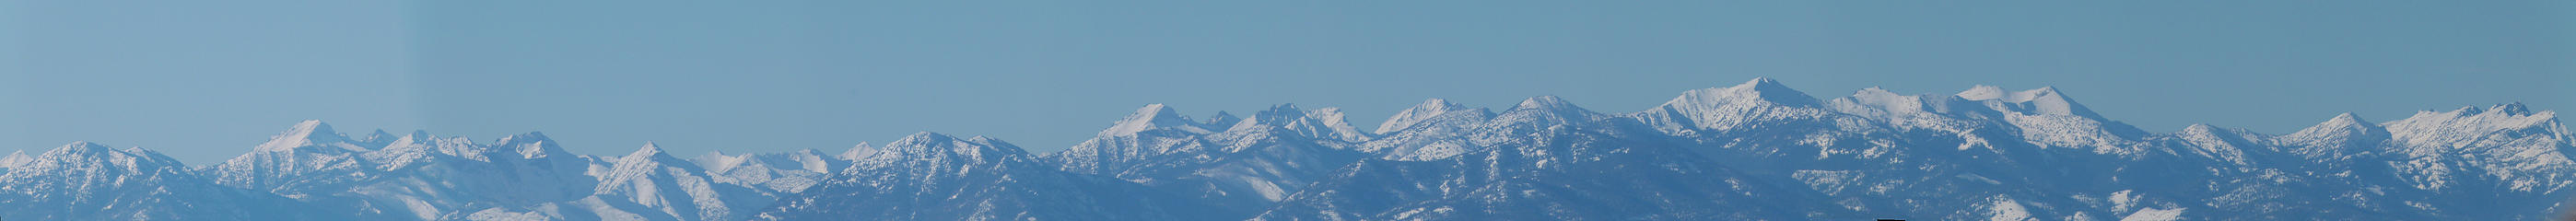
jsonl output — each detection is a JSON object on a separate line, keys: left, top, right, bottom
{"left": 2320, "top": 112, "right": 2375, "bottom": 128}
{"left": 2282, "top": 112, "right": 2392, "bottom": 157}
{"left": 2495, "top": 102, "right": 2535, "bottom": 115}
{"left": 1203, "top": 110, "right": 1242, "bottom": 129}
{"left": 2295, "top": 112, "right": 2385, "bottom": 136}
{"left": 1730, "top": 77, "right": 1804, "bottom": 96}
{"left": 839, "top": 142, "right": 879, "bottom": 160}
{"left": 610, "top": 142, "right": 691, "bottom": 169}
{"left": 1098, "top": 104, "right": 1209, "bottom": 136}
{"left": 253, "top": 120, "right": 352, "bottom": 152}
{"left": 1488, "top": 96, "right": 1604, "bottom": 129}
{"left": 379, "top": 130, "right": 436, "bottom": 152}
{"left": 632, "top": 142, "right": 666, "bottom": 157}
{"left": 0, "top": 150, "right": 30, "bottom": 169}
{"left": 1732, "top": 77, "right": 1822, "bottom": 106}
{"left": 1303, "top": 107, "right": 1373, "bottom": 141}
{"left": 1515, "top": 96, "right": 1586, "bottom": 111}
{"left": 357, "top": 129, "right": 395, "bottom": 144}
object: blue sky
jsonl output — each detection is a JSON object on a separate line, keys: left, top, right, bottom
{"left": 3, "top": 0, "right": 2568, "bottom": 164}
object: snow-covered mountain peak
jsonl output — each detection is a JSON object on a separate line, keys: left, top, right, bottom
{"left": 630, "top": 142, "right": 669, "bottom": 157}
{"left": 5, "top": 141, "right": 325, "bottom": 221}
{"left": 609, "top": 142, "right": 696, "bottom": 171}
{"left": 2497, "top": 102, "right": 2536, "bottom": 115}
{"left": 253, "top": 120, "right": 358, "bottom": 152}
{"left": 2326, "top": 112, "right": 2367, "bottom": 123}
{"left": 0, "top": 150, "right": 29, "bottom": 169}
{"left": 372, "top": 130, "right": 440, "bottom": 155}
{"left": 498, "top": 132, "right": 551, "bottom": 145}
{"left": 850, "top": 132, "right": 1041, "bottom": 172}
{"left": 1732, "top": 77, "right": 1811, "bottom": 98}
{"left": 2019, "top": 87, "right": 2063, "bottom": 99}
{"left": 2399, "top": 104, "right": 2558, "bottom": 126}
{"left": 1204, "top": 110, "right": 1242, "bottom": 129}
{"left": 1662, "top": 78, "right": 1824, "bottom": 108}
{"left": 1957, "top": 85, "right": 2008, "bottom": 100}
{"left": 121, "top": 146, "right": 169, "bottom": 157}
{"left": 697, "top": 147, "right": 841, "bottom": 173}
{"left": 2289, "top": 112, "right": 2385, "bottom": 138}
{"left": 498, "top": 132, "right": 573, "bottom": 159}
{"left": 1962, "top": 86, "right": 2105, "bottom": 119}
{"left": 1099, "top": 104, "right": 1210, "bottom": 136}
{"left": 1227, "top": 104, "right": 1373, "bottom": 142}
{"left": 2385, "top": 104, "right": 2565, "bottom": 148}
{"left": 1831, "top": 86, "right": 2008, "bottom": 120}
{"left": 1833, "top": 87, "right": 1931, "bottom": 113}
{"left": 2442, "top": 102, "right": 2540, "bottom": 116}
{"left": 1959, "top": 86, "right": 2087, "bottom": 104}
{"left": 1304, "top": 107, "right": 1371, "bottom": 139}
{"left": 1230, "top": 104, "right": 1297, "bottom": 129}
{"left": 357, "top": 129, "right": 395, "bottom": 145}
{"left": 696, "top": 150, "right": 744, "bottom": 168}
{"left": 1376, "top": 99, "right": 1484, "bottom": 134}
{"left": 1629, "top": 78, "right": 1855, "bottom": 135}
{"left": 1853, "top": 87, "right": 1900, "bottom": 98}
{"left": 393, "top": 130, "right": 431, "bottom": 142}
{"left": 1513, "top": 96, "right": 1585, "bottom": 112}
{"left": 2277, "top": 112, "right": 2395, "bottom": 159}
{"left": 21, "top": 142, "right": 185, "bottom": 173}
{"left": 1405, "top": 99, "right": 1468, "bottom": 111}
{"left": 964, "top": 135, "right": 1015, "bottom": 147}
{"left": 790, "top": 148, "right": 825, "bottom": 157}
{"left": 2178, "top": 123, "right": 2230, "bottom": 135}
{"left": 1487, "top": 96, "right": 1605, "bottom": 129}
{"left": 45, "top": 141, "right": 117, "bottom": 157}
{"left": 881, "top": 132, "right": 1020, "bottom": 159}
{"left": 837, "top": 142, "right": 876, "bottom": 160}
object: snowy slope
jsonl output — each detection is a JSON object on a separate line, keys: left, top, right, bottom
{"left": 1, "top": 77, "right": 2570, "bottom": 220}
{"left": 755, "top": 132, "right": 1217, "bottom": 221}
{"left": 207, "top": 120, "right": 381, "bottom": 192}
{"left": 1358, "top": 99, "right": 1494, "bottom": 161}
{"left": 0, "top": 142, "right": 344, "bottom": 220}
{"left": 584, "top": 143, "right": 771, "bottom": 220}
{"left": 1259, "top": 96, "right": 1820, "bottom": 220}
{"left": 692, "top": 148, "right": 848, "bottom": 194}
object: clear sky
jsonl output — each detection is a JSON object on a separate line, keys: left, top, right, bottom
{"left": 3, "top": 0, "right": 2569, "bottom": 164}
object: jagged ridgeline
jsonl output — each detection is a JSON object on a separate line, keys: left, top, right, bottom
{"left": 1, "top": 78, "right": 2568, "bottom": 220}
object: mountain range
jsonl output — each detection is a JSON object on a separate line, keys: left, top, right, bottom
{"left": 1, "top": 78, "right": 2567, "bottom": 220}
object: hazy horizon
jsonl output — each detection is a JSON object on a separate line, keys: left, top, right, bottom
{"left": 4, "top": 0, "right": 2568, "bottom": 164}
